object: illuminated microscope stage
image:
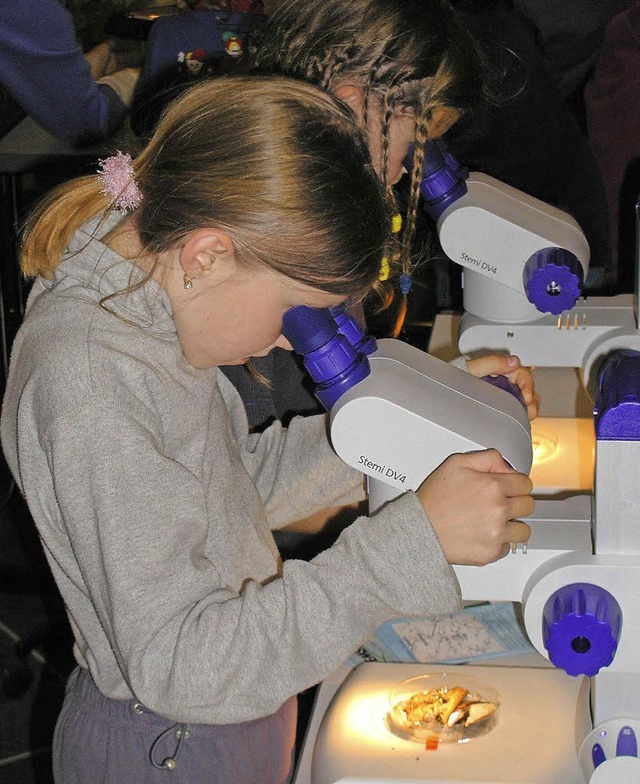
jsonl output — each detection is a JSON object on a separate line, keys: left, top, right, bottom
{"left": 529, "top": 416, "right": 594, "bottom": 496}
{"left": 311, "top": 662, "right": 590, "bottom": 784}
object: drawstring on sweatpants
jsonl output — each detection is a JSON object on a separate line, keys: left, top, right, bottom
{"left": 132, "top": 701, "right": 190, "bottom": 772}
{"left": 149, "top": 722, "right": 191, "bottom": 771}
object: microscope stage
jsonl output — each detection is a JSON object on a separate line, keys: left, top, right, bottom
{"left": 312, "top": 662, "right": 590, "bottom": 784}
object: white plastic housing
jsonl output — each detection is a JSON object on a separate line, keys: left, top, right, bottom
{"left": 437, "top": 172, "right": 590, "bottom": 323}
{"left": 328, "top": 339, "right": 532, "bottom": 510}
{"left": 458, "top": 293, "right": 640, "bottom": 372}
{"left": 311, "top": 662, "right": 590, "bottom": 784}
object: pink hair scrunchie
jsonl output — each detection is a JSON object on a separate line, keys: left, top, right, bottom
{"left": 97, "top": 151, "right": 143, "bottom": 212}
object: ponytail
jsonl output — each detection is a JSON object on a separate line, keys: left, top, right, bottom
{"left": 21, "top": 176, "right": 112, "bottom": 279}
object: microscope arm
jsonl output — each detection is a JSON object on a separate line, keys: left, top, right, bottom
{"left": 454, "top": 496, "right": 592, "bottom": 602}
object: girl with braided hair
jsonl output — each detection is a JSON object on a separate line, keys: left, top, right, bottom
{"left": 249, "top": 0, "right": 483, "bottom": 329}
{"left": 251, "top": 0, "right": 611, "bottom": 319}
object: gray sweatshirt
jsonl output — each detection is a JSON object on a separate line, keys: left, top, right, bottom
{"left": 1, "top": 216, "right": 461, "bottom": 724}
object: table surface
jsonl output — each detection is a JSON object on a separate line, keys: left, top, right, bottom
{"left": 0, "top": 116, "right": 132, "bottom": 174}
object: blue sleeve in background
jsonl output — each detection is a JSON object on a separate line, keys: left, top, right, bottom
{"left": 0, "top": 0, "right": 126, "bottom": 146}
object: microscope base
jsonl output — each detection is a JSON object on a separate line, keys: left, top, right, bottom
{"left": 458, "top": 294, "right": 638, "bottom": 370}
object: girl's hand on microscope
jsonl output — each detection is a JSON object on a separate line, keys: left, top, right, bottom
{"left": 466, "top": 354, "right": 540, "bottom": 420}
{"left": 417, "top": 449, "right": 533, "bottom": 566}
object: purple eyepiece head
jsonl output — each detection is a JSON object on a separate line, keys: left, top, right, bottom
{"left": 523, "top": 247, "right": 584, "bottom": 314}
{"left": 404, "top": 141, "right": 468, "bottom": 220}
{"left": 435, "top": 139, "right": 467, "bottom": 181}
{"left": 329, "top": 303, "right": 377, "bottom": 356}
{"left": 281, "top": 305, "right": 371, "bottom": 410}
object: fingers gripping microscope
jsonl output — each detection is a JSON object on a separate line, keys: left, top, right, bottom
{"left": 281, "top": 145, "right": 640, "bottom": 783}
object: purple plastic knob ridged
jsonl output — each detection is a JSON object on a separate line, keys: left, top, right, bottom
{"left": 523, "top": 247, "right": 583, "bottom": 314}
{"left": 481, "top": 374, "right": 525, "bottom": 408}
{"left": 594, "top": 350, "right": 640, "bottom": 440}
{"left": 543, "top": 583, "right": 622, "bottom": 676}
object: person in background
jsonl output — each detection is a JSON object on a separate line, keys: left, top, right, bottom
{"left": 130, "top": 0, "right": 266, "bottom": 140}
{"left": 585, "top": 1, "right": 640, "bottom": 292}
{"left": 250, "top": 0, "right": 612, "bottom": 320}
{"left": 0, "top": 0, "right": 139, "bottom": 146}
{"left": 512, "top": 0, "right": 629, "bottom": 106}
{"left": 1, "top": 75, "right": 533, "bottom": 783}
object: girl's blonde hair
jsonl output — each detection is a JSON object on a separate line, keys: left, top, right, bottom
{"left": 21, "top": 76, "right": 390, "bottom": 303}
{"left": 249, "top": 0, "right": 486, "bottom": 326}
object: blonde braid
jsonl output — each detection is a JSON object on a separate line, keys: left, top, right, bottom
{"left": 322, "top": 41, "right": 360, "bottom": 91}
{"left": 403, "top": 106, "right": 430, "bottom": 273}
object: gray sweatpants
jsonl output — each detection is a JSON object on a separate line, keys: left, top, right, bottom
{"left": 52, "top": 667, "right": 297, "bottom": 783}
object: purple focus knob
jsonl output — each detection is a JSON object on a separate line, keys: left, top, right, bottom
{"left": 481, "top": 374, "right": 525, "bottom": 408}
{"left": 523, "top": 247, "right": 583, "bottom": 314}
{"left": 543, "top": 583, "right": 622, "bottom": 677}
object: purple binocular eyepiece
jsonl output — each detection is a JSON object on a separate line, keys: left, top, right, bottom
{"left": 329, "top": 303, "right": 377, "bottom": 356}
{"left": 281, "top": 305, "right": 371, "bottom": 410}
{"left": 404, "top": 140, "right": 468, "bottom": 220}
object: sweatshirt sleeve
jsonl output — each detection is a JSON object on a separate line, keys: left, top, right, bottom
{"left": 244, "top": 413, "right": 366, "bottom": 527}
{"left": 39, "top": 403, "right": 461, "bottom": 725}
{"left": 0, "top": 0, "right": 127, "bottom": 145}
{"left": 218, "top": 373, "right": 366, "bottom": 527}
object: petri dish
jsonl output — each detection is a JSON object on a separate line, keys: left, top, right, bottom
{"left": 386, "top": 671, "right": 500, "bottom": 744}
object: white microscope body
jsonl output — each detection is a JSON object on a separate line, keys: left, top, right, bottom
{"left": 428, "top": 152, "right": 640, "bottom": 378}
{"left": 329, "top": 337, "right": 532, "bottom": 512}
{"left": 281, "top": 148, "right": 640, "bottom": 782}
{"left": 429, "top": 147, "right": 640, "bottom": 781}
